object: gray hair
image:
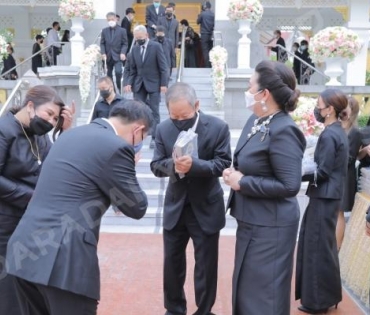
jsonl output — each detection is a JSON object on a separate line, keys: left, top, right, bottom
{"left": 165, "top": 83, "right": 198, "bottom": 108}
{"left": 133, "top": 25, "right": 147, "bottom": 34}
{"left": 106, "top": 12, "right": 116, "bottom": 18}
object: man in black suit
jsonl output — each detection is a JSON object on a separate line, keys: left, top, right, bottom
{"left": 121, "top": 7, "right": 135, "bottom": 52}
{"left": 91, "top": 76, "right": 126, "bottom": 120}
{"left": 5, "top": 101, "right": 152, "bottom": 315}
{"left": 127, "top": 25, "right": 168, "bottom": 149}
{"left": 197, "top": 1, "right": 214, "bottom": 68}
{"left": 151, "top": 82, "right": 232, "bottom": 315}
{"left": 100, "top": 11, "right": 128, "bottom": 94}
{"left": 269, "top": 30, "right": 287, "bottom": 63}
{"left": 146, "top": 0, "right": 166, "bottom": 38}
{"left": 158, "top": 5, "right": 179, "bottom": 49}
{"left": 154, "top": 26, "right": 176, "bottom": 79}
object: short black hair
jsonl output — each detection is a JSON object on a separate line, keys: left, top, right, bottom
{"left": 109, "top": 100, "right": 153, "bottom": 132}
{"left": 35, "top": 34, "right": 44, "bottom": 41}
{"left": 52, "top": 21, "right": 59, "bottom": 28}
{"left": 203, "top": 1, "right": 211, "bottom": 9}
{"left": 300, "top": 40, "right": 308, "bottom": 46}
{"left": 156, "top": 25, "right": 166, "bottom": 33}
{"left": 180, "top": 19, "right": 189, "bottom": 26}
{"left": 126, "top": 8, "right": 135, "bottom": 15}
{"left": 116, "top": 14, "right": 120, "bottom": 19}
{"left": 168, "top": 2, "right": 176, "bottom": 7}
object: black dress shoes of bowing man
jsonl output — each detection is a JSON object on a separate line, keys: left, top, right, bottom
{"left": 6, "top": 101, "right": 152, "bottom": 315}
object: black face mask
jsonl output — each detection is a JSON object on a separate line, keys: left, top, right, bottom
{"left": 157, "top": 35, "right": 165, "bottom": 43}
{"left": 29, "top": 115, "right": 54, "bottom": 136}
{"left": 166, "top": 12, "right": 173, "bottom": 18}
{"left": 137, "top": 39, "right": 146, "bottom": 46}
{"left": 57, "top": 26, "right": 61, "bottom": 31}
{"left": 314, "top": 107, "right": 326, "bottom": 124}
{"left": 171, "top": 113, "right": 197, "bottom": 131}
{"left": 100, "top": 89, "right": 111, "bottom": 99}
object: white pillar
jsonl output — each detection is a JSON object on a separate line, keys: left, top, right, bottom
{"left": 346, "top": 0, "right": 370, "bottom": 86}
{"left": 93, "top": 0, "right": 116, "bottom": 19}
{"left": 70, "top": 18, "right": 85, "bottom": 67}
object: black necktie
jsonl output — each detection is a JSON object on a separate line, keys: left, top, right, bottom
{"left": 141, "top": 46, "right": 145, "bottom": 61}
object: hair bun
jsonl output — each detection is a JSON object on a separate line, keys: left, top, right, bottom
{"left": 285, "top": 89, "right": 301, "bottom": 112}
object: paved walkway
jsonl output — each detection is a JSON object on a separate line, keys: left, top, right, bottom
{"left": 97, "top": 233, "right": 366, "bottom": 315}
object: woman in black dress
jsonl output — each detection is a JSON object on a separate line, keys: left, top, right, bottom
{"left": 336, "top": 96, "right": 361, "bottom": 250}
{"left": 1, "top": 45, "right": 17, "bottom": 80}
{"left": 223, "top": 60, "right": 306, "bottom": 315}
{"left": 0, "top": 85, "right": 74, "bottom": 314}
{"left": 180, "top": 19, "right": 197, "bottom": 68}
{"left": 296, "top": 89, "right": 349, "bottom": 314}
{"left": 32, "top": 34, "right": 44, "bottom": 75}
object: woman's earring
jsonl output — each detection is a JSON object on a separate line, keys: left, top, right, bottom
{"left": 261, "top": 101, "right": 268, "bottom": 112}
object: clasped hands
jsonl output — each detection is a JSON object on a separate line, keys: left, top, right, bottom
{"left": 223, "top": 168, "right": 244, "bottom": 191}
{"left": 174, "top": 156, "right": 192, "bottom": 175}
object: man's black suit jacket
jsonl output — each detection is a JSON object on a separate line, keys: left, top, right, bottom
{"left": 128, "top": 40, "right": 168, "bottom": 93}
{"left": 121, "top": 16, "right": 133, "bottom": 50}
{"left": 151, "top": 112, "right": 232, "bottom": 234}
{"left": 6, "top": 119, "right": 148, "bottom": 300}
{"left": 100, "top": 25, "right": 128, "bottom": 62}
{"left": 145, "top": 4, "right": 166, "bottom": 30}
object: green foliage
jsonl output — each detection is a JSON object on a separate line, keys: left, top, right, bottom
{"left": 358, "top": 115, "right": 369, "bottom": 128}
{"left": 366, "top": 71, "right": 370, "bottom": 86}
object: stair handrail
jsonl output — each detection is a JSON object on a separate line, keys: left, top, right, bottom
{"left": 213, "top": 30, "right": 229, "bottom": 78}
{"left": 274, "top": 44, "right": 329, "bottom": 80}
{"left": 86, "top": 91, "right": 101, "bottom": 124}
{"left": 0, "top": 79, "right": 26, "bottom": 117}
{"left": 0, "top": 42, "right": 68, "bottom": 80}
{"left": 176, "top": 26, "right": 188, "bottom": 83}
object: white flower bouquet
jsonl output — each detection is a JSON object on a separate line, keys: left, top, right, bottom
{"left": 209, "top": 46, "right": 228, "bottom": 108}
{"left": 58, "top": 0, "right": 96, "bottom": 22}
{"left": 227, "top": 0, "right": 264, "bottom": 24}
{"left": 0, "top": 34, "right": 8, "bottom": 59}
{"left": 79, "top": 44, "right": 101, "bottom": 104}
{"left": 291, "top": 96, "right": 323, "bottom": 136}
{"left": 309, "top": 26, "right": 362, "bottom": 62}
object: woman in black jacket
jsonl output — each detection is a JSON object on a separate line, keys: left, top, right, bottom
{"left": 0, "top": 85, "right": 74, "bottom": 314}
{"left": 1, "top": 45, "right": 17, "bottom": 80}
{"left": 296, "top": 89, "right": 349, "bottom": 314}
{"left": 32, "top": 35, "right": 44, "bottom": 75}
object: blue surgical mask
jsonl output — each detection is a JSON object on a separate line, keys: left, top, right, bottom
{"left": 154, "top": 2, "right": 160, "bottom": 8}
{"left": 134, "top": 141, "right": 143, "bottom": 153}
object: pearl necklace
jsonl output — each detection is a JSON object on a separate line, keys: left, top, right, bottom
{"left": 247, "top": 111, "right": 281, "bottom": 141}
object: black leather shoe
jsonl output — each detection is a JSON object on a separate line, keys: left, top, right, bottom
{"left": 298, "top": 305, "right": 328, "bottom": 314}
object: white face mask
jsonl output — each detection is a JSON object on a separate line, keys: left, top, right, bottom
{"left": 108, "top": 20, "right": 116, "bottom": 28}
{"left": 245, "top": 90, "right": 262, "bottom": 110}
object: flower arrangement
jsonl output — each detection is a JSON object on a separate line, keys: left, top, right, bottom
{"left": 290, "top": 96, "right": 324, "bottom": 136}
{"left": 79, "top": 44, "right": 101, "bottom": 104}
{"left": 58, "top": 0, "right": 96, "bottom": 22}
{"left": 309, "top": 26, "right": 362, "bottom": 62}
{"left": 209, "top": 46, "right": 228, "bottom": 108}
{"left": 227, "top": 0, "right": 264, "bottom": 24}
{"left": 0, "top": 35, "right": 8, "bottom": 59}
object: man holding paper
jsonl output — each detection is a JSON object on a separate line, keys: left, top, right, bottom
{"left": 151, "top": 82, "right": 232, "bottom": 315}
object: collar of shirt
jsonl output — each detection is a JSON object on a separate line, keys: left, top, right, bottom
{"left": 102, "top": 118, "right": 118, "bottom": 135}
{"left": 191, "top": 111, "right": 200, "bottom": 132}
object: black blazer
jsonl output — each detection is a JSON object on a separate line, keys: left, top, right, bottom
{"left": 121, "top": 16, "right": 133, "bottom": 50}
{"left": 100, "top": 25, "right": 128, "bottom": 62}
{"left": 145, "top": 4, "right": 166, "bottom": 29}
{"left": 153, "top": 37, "right": 176, "bottom": 69}
{"left": 151, "top": 112, "right": 232, "bottom": 234}
{"left": 157, "top": 17, "right": 179, "bottom": 49}
{"left": 6, "top": 119, "right": 148, "bottom": 300}
{"left": 228, "top": 112, "right": 306, "bottom": 227}
{"left": 128, "top": 40, "right": 169, "bottom": 93}
{"left": 303, "top": 121, "right": 348, "bottom": 199}
{"left": 0, "top": 112, "right": 51, "bottom": 217}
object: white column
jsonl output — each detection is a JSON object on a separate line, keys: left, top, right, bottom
{"left": 346, "top": 0, "right": 370, "bottom": 86}
{"left": 94, "top": 0, "right": 116, "bottom": 19}
{"left": 215, "top": 0, "right": 229, "bottom": 21}
{"left": 70, "top": 18, "right": 85, "bottom": 67}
